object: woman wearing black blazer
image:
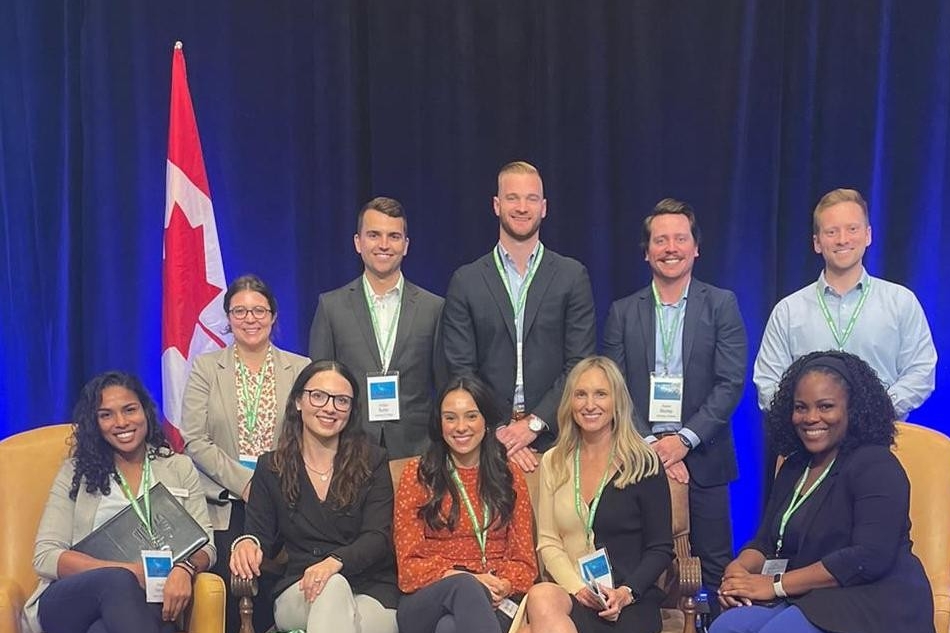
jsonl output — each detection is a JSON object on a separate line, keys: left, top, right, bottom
{"left": 713, "top": 351, "right": 933, "bottom": 633}
{"left": 230, "top": 360, "right": 398, "bottom": 633}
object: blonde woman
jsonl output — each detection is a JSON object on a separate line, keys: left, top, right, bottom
{"left": 522, "top": 356, "right": 673, "bottom": 633}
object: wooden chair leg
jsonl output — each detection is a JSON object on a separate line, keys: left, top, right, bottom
{"left": 680, "top": 595, "right": 698, "bottom": 633}
{"left": 231, "top": 575, "right": 257, "bottom": 633}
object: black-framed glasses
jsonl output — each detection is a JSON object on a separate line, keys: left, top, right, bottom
{"left": 228, "top": 306, "right": 272, "bottom": 320}
{"left": 302, "top": 389, "right": 353, "bottom": 412}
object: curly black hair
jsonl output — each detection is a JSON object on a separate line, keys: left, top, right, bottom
{"left": 417, "top": 374, "right": 515, "bottom": 532}
{"left": 69, "top": 371, "right": 172, "bottom": 500}
{"left": 766, "top": 350, "right": 896, "bottom": 458}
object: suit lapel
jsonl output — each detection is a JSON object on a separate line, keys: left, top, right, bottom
{"left": 346, "top": 279, "right": 383, "bottom": 370}
{"left": 790, "top": 456, "right": 843, "bottom": 557}
{"left": 272, "top": 348, "right": 298, "bottom": 446}
{"left": 294, "top": 467, "right": 346, "bottom": 541}
{"left": 215, "top": 348, "right": 240, "bottom": 455}
{"left": 682, "top": 281, "right": 704, "bottom": 367}
{"left": 522, "top": 250, "right": 554, "bottom": 338}
{"left": 389, "top": 282, "right": 419, "bottom": 369}
{"left": 479, "top": 253, "right": 517, "bottom": 344}
{"left": 637, "top": 289, "right": 656, "bottom": 372}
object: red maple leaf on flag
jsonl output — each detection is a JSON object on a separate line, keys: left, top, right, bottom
{"left": 162, "top": 202, "right": 225, "bottom": 358}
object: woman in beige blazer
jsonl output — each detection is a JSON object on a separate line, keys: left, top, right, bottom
{"left": 181, "top": 274, "right": 309, "bottom": 633}
{"left": 25, "top": 371, "right": 215, "bottom": 633}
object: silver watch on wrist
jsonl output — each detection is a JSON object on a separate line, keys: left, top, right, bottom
{"left": 527, "top": 416, "right": 546, "bottom": 433}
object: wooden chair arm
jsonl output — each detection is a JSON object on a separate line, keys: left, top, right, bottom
{"left": 0, "top": 576, "right": 26, "bottom": 633}
{"left": 230, "top": 574, "right": 258, "bottom": 633}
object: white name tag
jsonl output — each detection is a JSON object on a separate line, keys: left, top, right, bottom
{"left": 497, "top": 597, "right": 519, "bottom": 618}
{"left": 648, "top": 374, "right": 684, "bottom": 423}
{"left": 142, "top": 549, "right": 173, "bottom": 602}
{"left": 579, "top": 547, "right": 612, "bottom": 609}
{"left": 238, "top": 454, "right": 258, "bottom": 471}
{"left": 761, "top": 558, "right": 788, "bottom": 576}
{"left": 367, "top": 372, "right": 400, "bottom": 422}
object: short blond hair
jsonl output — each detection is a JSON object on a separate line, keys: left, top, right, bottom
{"left": 547, "top": 356, "right": 660, "bottom": 489}
{"left": 497, "top": 160, "right": 541, "bottom": 190}
{"left": 812, "top": 188, "right": 869, "bottom": 233}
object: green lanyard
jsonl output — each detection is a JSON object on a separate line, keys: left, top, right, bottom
{"left": 115, "top": 457, "right": 154, "bottom": 539}
{"left": 651, "top": 282, "right": 686, "bottom": 374}
{"left": 775, "top": 458, "right": 836, "bottom": 554}
{"left": 362, "top": 277, "right": 403, "bottom": 372}
{"left": 815, "top": 280, "right": 870, "bottom": 349}
{"left": 237, "top": 354, "right": 268, "bottom": 433}
{"left": 573, "top": 445, "right": 616, "bottom": 548}
{"left": 492, "top": 243, "right": 545, "bottom": 325}
{"left": 448, "top": 460, "right": 491, "bottom": 569}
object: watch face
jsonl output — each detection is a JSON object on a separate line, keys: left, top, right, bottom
{"left": 528, "top": 417, "right": 544, "bottom": 432}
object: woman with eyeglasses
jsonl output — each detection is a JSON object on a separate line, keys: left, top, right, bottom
{"left": 394, "top": 374, "right": 538, "bottom": 633}
{"left": 180, "top": 274, "right": 310, "bottom": 633}
{"left": 230, "top": 360, "right": 399, "bottom": 633}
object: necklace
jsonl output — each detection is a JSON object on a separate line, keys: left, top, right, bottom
{"left": 303, "top": 459, "right": 334, "bottom": 482}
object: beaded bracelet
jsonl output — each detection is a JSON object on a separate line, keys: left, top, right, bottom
{"left": 231, "top": 534, "right": 262, "bottom": 552}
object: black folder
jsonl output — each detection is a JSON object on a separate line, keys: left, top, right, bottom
{"left": 72, "top": 482, "right": 209, "bottom": 564}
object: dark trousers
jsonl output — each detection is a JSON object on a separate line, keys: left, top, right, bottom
{"left": 396, "top": 574, "right": 501, "bottom": 633}
{"left": 38, "top": 567, "right": 174, "bottom": 633}
{"left": 689, "top": 480, "right": 734, "bottom": 619}
{"left": 213, "top": 500, "right": 278, "bottom": 633}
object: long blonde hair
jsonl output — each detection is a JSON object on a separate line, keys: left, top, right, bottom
{"left": 547, "top": 356, "right": 660, "bottom": 489}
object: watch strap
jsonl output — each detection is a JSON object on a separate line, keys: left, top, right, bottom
{"left": 772, "top": 573, "right": 788, "bottom": 598}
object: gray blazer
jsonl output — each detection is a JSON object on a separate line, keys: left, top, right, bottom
{"left": 441, "top": 248, "right": 596, "bottom": 450}
{"left": 308, "top": 277, "right": 444, "bottom": 459}
{"left": 181, "top": 344, "right": 310, "bottom": 529}
{"left": 23, "top": 453, "right": 215, "bottom": 633}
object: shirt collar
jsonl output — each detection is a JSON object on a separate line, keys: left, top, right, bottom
{"left": 817, "top": 267, "right": 869, "bottom": 296}
{"left": 362, "top": 272, "right": 403, "bottom": 300}
{"left": 496, "top": 240, "right": 542, "bottom": 275}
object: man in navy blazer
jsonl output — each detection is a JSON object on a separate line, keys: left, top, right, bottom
{"left": 442, "top": 161, "right": 596, "bottom": 471}
{"left": 603, "top": 198, "right": 747, "bottom": 615}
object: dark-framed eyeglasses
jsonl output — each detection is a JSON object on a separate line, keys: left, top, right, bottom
{"left": 228, "top": 306, "right": 272, "bottom": 320}
{"left": 302, "top": 389, "right": 353, "bottom": 412}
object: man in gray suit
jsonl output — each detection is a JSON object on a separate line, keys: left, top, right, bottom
{"left": 442, "top": 161, "right": 596, "bottom": 472}
{"left": 603, "top": 198, "right": 747, "bottom": 616}
{"left": 309, "top": 196, "right": 443, "bottom": 458}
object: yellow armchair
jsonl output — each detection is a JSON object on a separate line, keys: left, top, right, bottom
{"left": 0, "top": 424, "right": 225, "bottom": 633}
{"left": 892, "top": 422, "right": 950, "bottom": 633}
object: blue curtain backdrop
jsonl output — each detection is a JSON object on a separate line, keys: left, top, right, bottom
{"left": 2, "top": 1, "right": 948, "bottom": 547}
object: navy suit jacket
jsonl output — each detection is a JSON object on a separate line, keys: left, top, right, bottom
{"left": 441, "top": 247, "right": 596, "bottom": 449}
{"left": 603, "top": 278, "right": 747, "bottom": 487}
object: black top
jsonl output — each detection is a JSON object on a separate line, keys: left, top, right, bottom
{"left": 244, "top": 446, "right": 400, "bottom": 607}
{"left": 746, "top": 445, "right": 933, "bottom": 633}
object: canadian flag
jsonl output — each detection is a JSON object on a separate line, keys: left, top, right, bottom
{"left": 161, "top": 41, "right": 230, "bottom": 450}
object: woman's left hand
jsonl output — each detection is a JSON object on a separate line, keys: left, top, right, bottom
{"left": 299, "top": 557, "right": 344, "bottom": 603}
{"left": 597, "top": 585, "right": 634, "bottom": 622}
{"left": 719, "top": 573, "right": 775, "bottom": 603}
{"left": 162, "top": 565, "right": 194, "bottom": 621}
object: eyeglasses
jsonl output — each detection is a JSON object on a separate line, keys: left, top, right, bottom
{"left": 302, "top": 389, "right": 353, "bottom": 412}
{"left": 228, "top": 306, "right": 272, "bottom": 320}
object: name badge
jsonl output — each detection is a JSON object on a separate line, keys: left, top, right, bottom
{"left": 761, "top": 558, "right": 788, "bottom": 576}
{"left": 648, "top": 373, "right": 684, "bottom": 423}
{"left": 367, "top": 372, "right": 400, "bottom": 422}
{"left": 142, "top": 549, "right": 173, "bottom": 602}
{"left": 238, "top": 454, "right": 258, "bottom": 471}
{"left": 578, "top": 547, "right": 613, "bottom": 609}
{"left": 497, "top": 598, "right": 520, "bottom": 618}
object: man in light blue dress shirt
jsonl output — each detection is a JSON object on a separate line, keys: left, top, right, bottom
{"left": 753, "top": 188, "right": 936, "bottom": 419}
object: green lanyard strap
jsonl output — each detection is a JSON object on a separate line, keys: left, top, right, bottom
{"left": 115, "top": 457, "right": 154, "bottom": 539}
{"left": 448, "top": 461, "right": 491, "bottom": 569}
{"left": 651, "top": 282, "right": 686, "bottom": 373}
{"left": 362, "top": 277, "right": 403, "bottom": 372}
{"left": 815, "top": 280, "right": 870, "bottom": 350}
{"left": 775, "top": 458, "right": 836, "bottom": 555}
{"left": 573, "top": 445, "right": 616, "bottom": 548}
{"left": 237, "top": 350, "right": 271, "bottom": 433}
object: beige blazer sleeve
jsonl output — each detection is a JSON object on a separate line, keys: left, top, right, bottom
{"left": 536, "top": 451, "right": 587, "bottom": 594}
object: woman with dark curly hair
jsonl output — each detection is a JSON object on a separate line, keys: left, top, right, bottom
{"left": 713, "top": 351, "right": 934, "bottom": 633}
{"left": 230, "top": 360, "right": 399, "bottom": 633}
{"left": 394, "top": 374, "right": 537, "bottom": 633}
{"left": 23, "top": 372, "right": 215, "bottom": 633}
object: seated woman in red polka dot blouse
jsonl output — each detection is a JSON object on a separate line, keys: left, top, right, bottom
{"left": 394, "top": 374, "right": 538, "bottom": 633}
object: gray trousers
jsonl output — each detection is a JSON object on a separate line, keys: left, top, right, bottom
{"left": 273, "top": 574, "right": 398, "bottom": 633}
